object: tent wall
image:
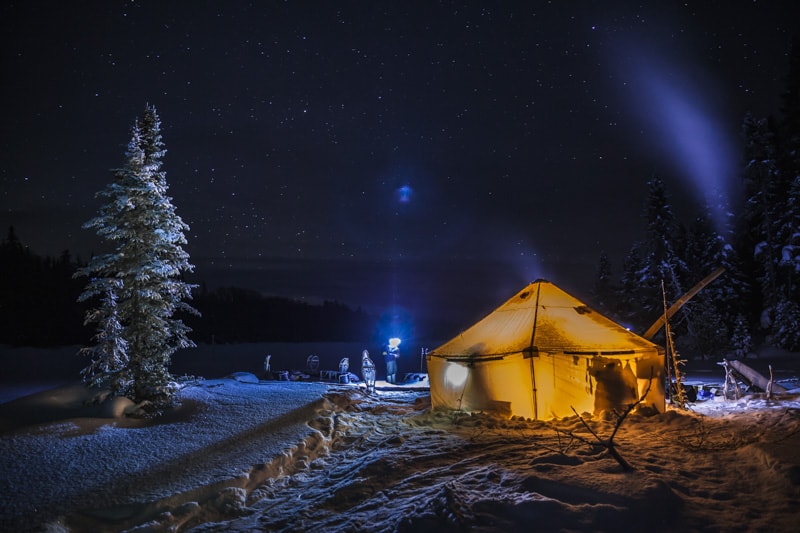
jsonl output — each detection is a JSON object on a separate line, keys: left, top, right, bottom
{"left": 427, "top": 353, "right": 535, "bottom": 419}
{"left": 532, "top": 351, "right": 665, "bottom": 419}
{"left": 629, "top": 351, "right": 666, "bottom": 413}
{"left": 427, "top": 280, "right": 666, "bottom": 420}
{"left": 531, "top": 352, "right": 592, "bottom": 419}
{"left": 429, "top": 350, "right": 665, "bottom": 420}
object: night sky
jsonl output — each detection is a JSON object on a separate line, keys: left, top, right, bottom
{"left": 1, "top": 1, "right": 797, "bottom": 329}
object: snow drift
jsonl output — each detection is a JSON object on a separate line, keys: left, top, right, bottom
{"left": 2, "top": 374, "right": 800, "bottom": 532}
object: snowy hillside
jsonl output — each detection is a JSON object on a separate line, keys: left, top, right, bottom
{"left": 1, "top": 369, "right": 800, "bottom": 532}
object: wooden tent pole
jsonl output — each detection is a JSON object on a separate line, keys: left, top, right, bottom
{"left": 662, "top": 280, "right": 686, "bottom": 408}
{"left": 642, "top": 266, "right": 725, "bottom": 340}
{"left": 528, "top": 282, "right": 542, "bottom": 420}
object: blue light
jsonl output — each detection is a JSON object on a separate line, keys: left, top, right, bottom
{"left": 376, "top": 306, "right": 414, "bottom": 346}
{"left": 395, "top": 185, "right": 413, "bottom": 204}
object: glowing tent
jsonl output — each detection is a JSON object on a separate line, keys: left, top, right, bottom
{"left": 426, "top": 280, "right": 665, "bottom": 419}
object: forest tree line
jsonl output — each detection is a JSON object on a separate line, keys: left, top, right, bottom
{"left": 0, "top": 228, "right": 87, "bottom": 347}
{"left": 0, "top": 227, "right": 378, "bottom": 348}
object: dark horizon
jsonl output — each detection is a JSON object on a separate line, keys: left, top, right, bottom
{"left": 0, "top": 224, "right": 619, "bottom": 333}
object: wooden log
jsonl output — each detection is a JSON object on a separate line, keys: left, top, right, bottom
{"left": 726, "top": 359, "right": 788, "bottom": 393}
{"left": 642, "top": 267, "right": 726, "bottom": 340}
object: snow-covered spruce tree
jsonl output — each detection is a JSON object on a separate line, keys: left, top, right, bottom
{"left": 639, "top": 177, "right": 688, "bottom": 330}
{"left": 741, "top": 106, "right": 800, "bottom": 348}
{"left": 79, "top": 283, "right": 130, "bottom": 394}
{"left": 740, "top": 48, "right": 800, "bottom": 349}
{"left": 773, "top": 299, "right": 800, "bottom": 350}
{"left": 741, "top": 114, "right": 783, "bottom": 331}
{"left": 768, "top": 170, "right": 800, "bottom": 350}
{"left": 773, "top": 47, "right": 800, "bottom": 348}
{"left": 679, "top": 204, "right": 746, "bottom": 358}
{"left": 591, "top": 250, "right": 617, "bottom": 316}
{"left": 731, "top": 313, "right": 753, "bottom": 358}
{"left": 616, "top": 243, "right": 647, "bottom": 331}
{"left": 76, "top": 105, "right": 198, "bottom": 408}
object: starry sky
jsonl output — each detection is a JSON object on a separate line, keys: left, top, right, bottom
{"left": 1, "top": 1, "right": 797, "bottom": 330}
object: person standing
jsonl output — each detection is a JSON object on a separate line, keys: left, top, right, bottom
{"left": 382, "top": 338, "right": 401, "bottom": 384}
{"left": 361, "top": 350, "right": 376, "bottom": 393}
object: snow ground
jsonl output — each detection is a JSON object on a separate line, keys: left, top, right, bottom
{"left": 1, "top": 345, "right": 799, "bottom": 532}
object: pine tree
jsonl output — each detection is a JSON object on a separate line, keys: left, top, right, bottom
{"left": 774, "top": 169, "right": 800, "bottom": 350}
{"left": 742, "top": 114, "right": 783, "bottom": 320}
{"left": 591, "top": 251, "right": 616, "bottom": 315}
{"left": 79, "top": 284, "right": 130, "bottom": 394}
{"left": 779, "top": 174, "right": 800, "bottom": 293}
{"left": 741, "top": 104, "right": 800, "bottom": 348}
{"left": 775, "top": 44, "right": 800, "bottom": 322}
{"left": 731, "top": 313, "right": 753, "bottom": 358}
{"left": 640, "top": 177, "right": 687, "bottom": 326}
{"left": 777, "top": 41, "right": 800, "bottom": 182}
{"left": 680, "top": 207, "right": 732, "bottom": 358}
{"left": 616, "top": 243, "right": 646, "bottom": 331}
{"left": 76, "top": 104, "right": 198, "bottom": 408}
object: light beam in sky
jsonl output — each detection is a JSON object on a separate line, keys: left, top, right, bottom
{"left": 611, "top": 41, "right": 738, "bottom": 233}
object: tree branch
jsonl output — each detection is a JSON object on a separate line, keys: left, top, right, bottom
{"left": 569, "top": 371, "right": 655, "bottom": 472}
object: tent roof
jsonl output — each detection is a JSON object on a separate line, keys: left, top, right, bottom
{"left": 431, "top": 280, "right": 659, "bottom": 358}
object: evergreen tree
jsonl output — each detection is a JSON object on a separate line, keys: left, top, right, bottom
{"left": 773, "top": 299, "right": 800, "bottom": 350}
{"left": 772, "top": 165, "right": 800, "bottom": 351}
{"left": 1, "top": 227, "right": 88, "bottom": 346}
{"left": 591, "top": 250, "right": 616, "bottom": 315}
{"left": 740, "top": 114, "right": 780, "bottom": 336}
{"left": 777, "top": 41, "right": 800, "bottom": 182}
{"left": 776, "top": 171, "right": 800, "bottom": 307}
{"left": 680, "top": 207, "right": 731, "bottom": 358}
{"left": 741, "top": 114, "right": 782, "bottom": 312}
{"left": 4, "top": 226, "right": 23, "bottom": 251}
{"left": 775, "top": 44, "right": 800, "bottom": 326}
{"left": 79, "top": 284, "right": 130, "bottom": 393}
{"left": 616, "top": 243, "right": 647, "bottom": 331}
{"left": 76, "top": 104, "right": 198, "bottom": 408}
{"left": 731, "top": 313, "right": 753, "bottom": 358}
{"left": 740, "top": 106, "right": 800, "bottom": 349}
{"left": 639, "top": 177, "right": 688, "bottom": 327}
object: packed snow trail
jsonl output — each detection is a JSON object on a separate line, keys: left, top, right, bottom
{"left": 0, "top": 379, "right": 328, "bottom": 532}
{"left": 57, "top": 387, "right": 800, "bottom": 532}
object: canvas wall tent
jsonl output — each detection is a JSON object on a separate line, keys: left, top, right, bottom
{"left": 426, "top": 280, "right": 665, "bottom": 419}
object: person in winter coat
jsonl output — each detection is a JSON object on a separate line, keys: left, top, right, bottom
{"left": 382, "top": 338, "right": 401, "bottom": 384}
{"left": 361, "top": 350, "right": 376, "bottom": 393}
